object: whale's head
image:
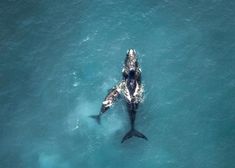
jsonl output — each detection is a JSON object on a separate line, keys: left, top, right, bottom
{"left": 126, "top": 49, "right": 137, "bottom": 59}
{"left": 125, "top": 49, "right": 137, "bottom": 71}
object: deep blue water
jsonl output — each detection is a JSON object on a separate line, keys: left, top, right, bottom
{"left": 1, "top": 0, "right": 235, "bottom": 168}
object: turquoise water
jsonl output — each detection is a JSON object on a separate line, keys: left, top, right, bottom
{"left": 1, "top": 0, "right": 235, "bottom": 168}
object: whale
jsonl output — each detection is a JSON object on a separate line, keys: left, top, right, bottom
{"left": 90, "top": 49, "right": 147, "bottom": 143}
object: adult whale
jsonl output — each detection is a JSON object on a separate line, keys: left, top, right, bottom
{"left": 90, "top": 49, "right": 147, "bottom": 143}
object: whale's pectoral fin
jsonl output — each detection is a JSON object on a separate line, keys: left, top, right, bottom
{"left": 121, "top": 129, "right": 148, "bottom": 143}
{"left": 89, "top": 114, "right": 101, "bottom": 124}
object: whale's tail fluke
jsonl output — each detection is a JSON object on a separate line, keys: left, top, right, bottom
{"left": 121, "top": 129, "right": 148, "bottom": 143}
{"left": 89, "top": 115, "right": 101, "bottom": 124}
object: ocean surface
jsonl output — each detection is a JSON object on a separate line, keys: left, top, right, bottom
{"left": 1, "top": 0, "right": 235, "bottom": 168}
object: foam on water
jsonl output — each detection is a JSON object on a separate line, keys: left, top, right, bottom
{"left": 38, "top": 153, "right": 70, "bottom": 168}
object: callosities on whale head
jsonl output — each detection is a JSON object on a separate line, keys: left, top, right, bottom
{"left": 126, "top": 49, "right": 137, "bottom": 72}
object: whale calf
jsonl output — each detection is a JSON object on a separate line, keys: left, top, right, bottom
{"left": 90, "top": 49, "right": 147, "bottom": 143}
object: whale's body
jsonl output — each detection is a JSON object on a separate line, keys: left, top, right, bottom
{"left": 90, "top": 49, "right": 147, "bottom": 143}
